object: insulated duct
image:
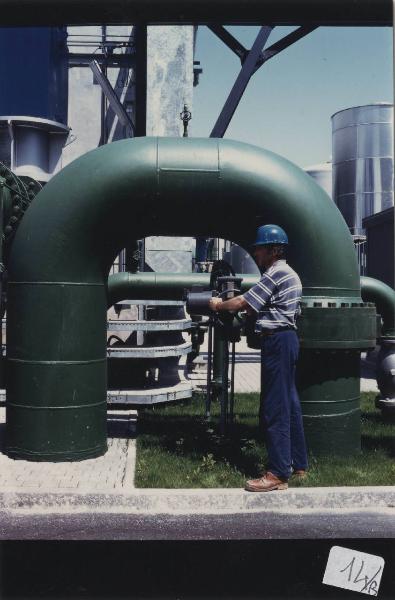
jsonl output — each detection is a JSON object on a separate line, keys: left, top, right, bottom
{"left": 6, "top": 137, "right": 375, "bottom": 461}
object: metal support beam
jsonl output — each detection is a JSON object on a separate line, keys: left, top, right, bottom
{"left": 253, "top": 25, "right": 319, "bottom": 73}
{"left": 68, "top": 53, "right": 135, "bottom": 68}
{"left": 209, "top": 25, "right": 318, "bottom": 70}
{"left": 210, "top": 26, "right": 272, "bottom": 138}
{"left": 134, "top": 24, "right": 147, "bottom": 136}
{"left": 209, "top": 25, "right": 318, "bottom": 137}
{"left": 207, "top": 25, "right": 247, "bottom": 62}
{"left": 90, "top": 60, "right": 135, "bottom": 137}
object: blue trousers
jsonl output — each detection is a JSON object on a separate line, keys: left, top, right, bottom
{"left": 260, "top": 330, "right": 308, "bottom": 479}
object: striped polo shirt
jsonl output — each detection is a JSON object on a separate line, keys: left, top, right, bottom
{"left": 243, "top": 260, "right": 302, "bottom": 332}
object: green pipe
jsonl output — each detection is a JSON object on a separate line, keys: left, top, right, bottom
{"left": 212, "top": 327, "right": 226, "bottom": 390}
{"left": 6, "top": 137, "right": 363, "bottom": 461}
{"left": 0, "top": 179, "right": 5, "bottom": 388}
{"left": 107, "top": 271, "right": 259, "bottom": 306}
{"left": 108, "top": 272, "right": 212, "bottom": 305}
{"left": 108, "top": 271, "right": 388, "bottom": 342}
{"left": 360, "top": 276, "right": 395, "bottom": 339}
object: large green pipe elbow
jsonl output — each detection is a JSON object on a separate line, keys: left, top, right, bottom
{"left": 6, "top": 137, "right": 362, "bottom": 461}
{"left": 360, "top": 276, "right": 395, "bottom": 339}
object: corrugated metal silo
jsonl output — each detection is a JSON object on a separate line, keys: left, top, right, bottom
{"left": 331, "top": 103, "right": 394, "bottom": 236}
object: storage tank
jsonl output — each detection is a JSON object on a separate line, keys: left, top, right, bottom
{"left": 0, "top": 27, "right": 70, "bottom": 182}
{"left": 304, "top": 162, "right": 332, "bottom": 199}
{"left": 332, "top": 103, "right": 394, "bottom": 236}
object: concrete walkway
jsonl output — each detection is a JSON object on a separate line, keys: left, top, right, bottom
{"left": 0, "top": 408, "right": 137, "bottom": 493}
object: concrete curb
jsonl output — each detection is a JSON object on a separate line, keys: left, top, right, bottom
{"left": 1, "top": 486, "right": 395, "bottom": 514}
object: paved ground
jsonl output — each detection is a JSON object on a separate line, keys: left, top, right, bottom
{"left": 2, "top": 508, "right": 394, "bottom": 540}
{"left": 0, "top": 409, "right": 137, "bottom": 492}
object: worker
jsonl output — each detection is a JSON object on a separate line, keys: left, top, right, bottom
{"left": 208, "top": 224, "right": 308, "bottom": 492}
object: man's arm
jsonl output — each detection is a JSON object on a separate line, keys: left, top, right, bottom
{"left": 208, "top": 295, "right": 249, "bottom": 313}
{"left": 209, "top": 271, "right": 277, "bottom": 314}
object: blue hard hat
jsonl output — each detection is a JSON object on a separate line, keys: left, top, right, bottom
{"left": 252, "top": 224, "right": 288, "bottom": 246}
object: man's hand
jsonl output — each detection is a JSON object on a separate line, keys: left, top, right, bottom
{"left": 209, "top": 297, "right": 223, "bottom": 312}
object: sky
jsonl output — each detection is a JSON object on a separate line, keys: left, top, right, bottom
{"left": 192, "top": 26, "right": 393, "bottom": 169}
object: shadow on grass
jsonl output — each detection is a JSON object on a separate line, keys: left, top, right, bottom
{"left": 362, "top": 433, "right": 395, "bottom": 457}
{"left": 362, "top": 411, "right": 389, "bottom": 425}
{"left": 137, "top": 394, "right": 395, "bottom": 486}
{"left": 138, "top": 406, "right": 266, "bottom": 477}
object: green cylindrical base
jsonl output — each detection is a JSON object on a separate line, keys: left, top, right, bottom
{"left": 6, "top": 281, "right": 108, "bottom": 461}
{"left": 6, "top": 403, "right": 107, "bottom": 462}
{"left": 297, "top": 349, "right": 361, "bottom": 456}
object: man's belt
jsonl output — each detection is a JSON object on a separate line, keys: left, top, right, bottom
{"left": 258, "top": 326, "right": 295, "bottom": 337}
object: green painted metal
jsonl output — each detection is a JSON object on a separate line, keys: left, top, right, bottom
{"left": 0, "top": 0, "right": 391, "bottom": 26}
{"left": 6, "top": 137, "right": 367, "bottom": 460}
{"left": 0, "top": 177, "right": 6, "bottom": 389}
{"left": 108, "top": 272, "right": 211, "bottom": 305}
{"left": 296, "top": 349, "right": 362, "bottom": 455}
{"left": 212, "top": 327, "right": 226, "bottom": 392}
{"left": 297, "top": 304, "right": 377, "bottom": 349}
{"left": 107, "top": 271, "right": 258, "bottom": 306}
{"left": 0, "top": 168, "right": 41, "bottom": 389}
{"left": 360, "top": 276, "right": 395, "bottom": 340}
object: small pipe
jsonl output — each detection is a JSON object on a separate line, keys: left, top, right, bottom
{"left": 360, "top": 276, "right": 395, "bottom": 406}
{"left": 220, "top": 337, "right": 229, "bottom": 435}
{"left": 205, "top": 318, "right": 213, "bottom": 419}
{"left": 229, "top": 341, "right": 236, "bottom": 426}
{"left": 360, "top": 276, "right": 395, "bottom": 339}
{"left": 212, "top": 324, "right": 225, "bottom": 392}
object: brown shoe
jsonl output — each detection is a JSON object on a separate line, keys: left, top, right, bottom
{"left": 245, "top": 471, "right": 288, "bottom": 492}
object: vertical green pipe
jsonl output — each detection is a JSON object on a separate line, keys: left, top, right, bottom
{"left": 212, "top": 326, "right": 225, "bottom": 393}
{"left": 220, "top": 338, "right": 229, "bottom": 434}
{"left": 0, "top": 179, "right": 4, "bottom": 389}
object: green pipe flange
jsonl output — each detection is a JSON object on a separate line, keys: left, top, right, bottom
{"left": 298, "top": 304, "right": 377, "bottom": 349}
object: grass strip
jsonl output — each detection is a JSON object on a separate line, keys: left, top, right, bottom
{"left": 135, "top": 392, "right": 395, "bottom": 488}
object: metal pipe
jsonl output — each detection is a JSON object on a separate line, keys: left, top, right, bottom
{"left": 205, "top": 318, "right": 213, "bottom": 419}
{"left": 360, "top": 276, "right": 395, "bottom": 408}
{"left": 6, "top": 136, "right": 364, "bottom": 461}
{"left": 220, "top": 337, "right": 229, "bottom": 434}
{"left": 0, "top": 180, "right": 4, "bottom": 388}
{"left": 229, "top": 341, "right": 236, "bottom": 425}
{"left": 360, "top": 276, "right": 395, "bottom": 340}
{"left": 212, "top": 325, "right": 225, "bottom": 398}
{"left": 108, "top": 271, "right": 213, "bottom": 306}
{"left": 108, "top": 273, "right": 393, "bottom": 337}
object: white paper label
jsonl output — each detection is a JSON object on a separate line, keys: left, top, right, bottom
{"left": 323, "top": 546, "right": 384, "bottom": 596}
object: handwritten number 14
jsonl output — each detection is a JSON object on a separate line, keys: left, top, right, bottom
{"left": 340, "top": 557, "right": 382, "bottom": 595}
